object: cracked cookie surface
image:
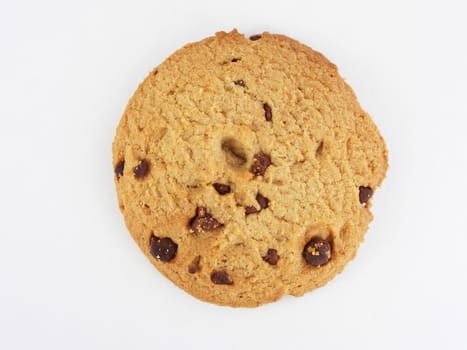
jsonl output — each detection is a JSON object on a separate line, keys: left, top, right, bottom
{"left": 112, "top": 29, "right": 388, "bottom": 307}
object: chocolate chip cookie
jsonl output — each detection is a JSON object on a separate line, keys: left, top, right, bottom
{"left": 112, "top": 29, "right": 388, "bottom": 307}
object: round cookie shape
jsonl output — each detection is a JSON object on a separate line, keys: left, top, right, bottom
{"left": 112, "top": 29, "right": 388, "bottom": 307}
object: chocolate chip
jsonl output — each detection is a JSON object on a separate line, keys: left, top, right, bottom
{"left": 190, "top": 207, "right": 224, "bottom": 233}
{"left": 251, "top": 153, "right": 271, "bottom": 176}
{"left": 213, "top": 183, "right": 231, "bottom": 195}
{"left": 303, "top": 237, "right": 332, "bottom": 266}
{"left": 188, "top": 255, "right": 201, "bottom": 274}
{"left": 133, "top": 159, "right": 149, "bottom": 179}
{"left": 245, "top": 206, "right": 259, "bottom": 215}
{"left": 359, "top": 186, "right": 373, "bottom": 205}
{"left": 210, "top": 271, "right": 233, "bottom": 285}
{"left": 245, "top": 193, "right": 269, "bottom": 215}
{"left": 249, "top": 34, "right": 262, "bottom": 41}
{"left": 263, "top": 249, "right": 279, "bottom": 265}
{"left": 234, "top": 80, "right": 246, "bottom": 87}
{"left": 231, "top": 58, "right": 240, "bottom": 62}
{"left": 256, "top": 193, "right": 269, "bottom": 209}
{"left": 114, "top": 160, "right": 124, "bottom": 179}
{"left": 150, "top": 235, "right": 178, "bottom": 262}
{"left": 316, "top": 141, "right": 324, "bottom": 156}
{"left": 263, "top": 103, "right": 272, "bottom": 122}
{"left": 196, "top": 216, "right": 223, "bottom": 232}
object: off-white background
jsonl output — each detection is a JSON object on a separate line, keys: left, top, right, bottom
{"left": 1, "top": 0, "right": 466, "bottom": 349}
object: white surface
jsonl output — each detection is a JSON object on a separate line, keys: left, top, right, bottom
{"left": 1, "top": 0, "right": 466, "bottom": 349}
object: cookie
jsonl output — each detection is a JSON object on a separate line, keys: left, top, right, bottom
{"left": 112, "top": 29, "right": 388, "bottom": 307}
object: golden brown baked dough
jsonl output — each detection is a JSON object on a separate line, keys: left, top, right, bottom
{"left": 112, "top": 29, "right": 388, "bottom": 307}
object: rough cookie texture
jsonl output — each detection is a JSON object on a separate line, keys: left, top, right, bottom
{"left": 112, "top": 29, "right": 388, "bottom": 307}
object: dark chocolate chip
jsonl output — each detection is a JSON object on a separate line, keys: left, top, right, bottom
{"left": 316, "top": 141, "right": 324, "bottom": 156}
{"left": 213, "top": 183, "right": 231, "bottom": 195}
{"left": 190, "top": 207, "right": 224, "bottom": 233}
{"left": 359, "top": 186, "right": 373, "bottom": 205}
{"left": 188, "top": 255, "right": 201, "bottom": 274}
{"left": 114, "top": 160, "right": 124, "bottom": 179}
{"left": 263, "top": 249, "right": 279, "bottom": 265}
{"left": 263, "top": 103, "right": 272, "bottom": 122}
{"left": 133, "top": 159, "right": 149, "bottom": 179}
{"left": 231, "top": 58, "right": 240, "bottom": 62}
{"left": 251, "top": 153, "right": 271, "bottom": 176}
{"left": 303, "top": 237, "right": 332, "bottom": 266}
{"left": 256, "top": 193, "right": 269, "bottom": 209}
{"left": 245, "top": 206, "right": 259, "bottom": 215}
{"left": 245, "top": 193, "right": 269, "bottom": 215}
{"left": 234, "top": 80, "right": 246, "bottom": 87}
{"left": 249, "top": 34, "right": 262, "bottom": 41}
{"left": 211, "top": 271, "right": 233, "bottom": 285}
{"left": 150, "top": 235, "right": 178, "bottom": 262}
